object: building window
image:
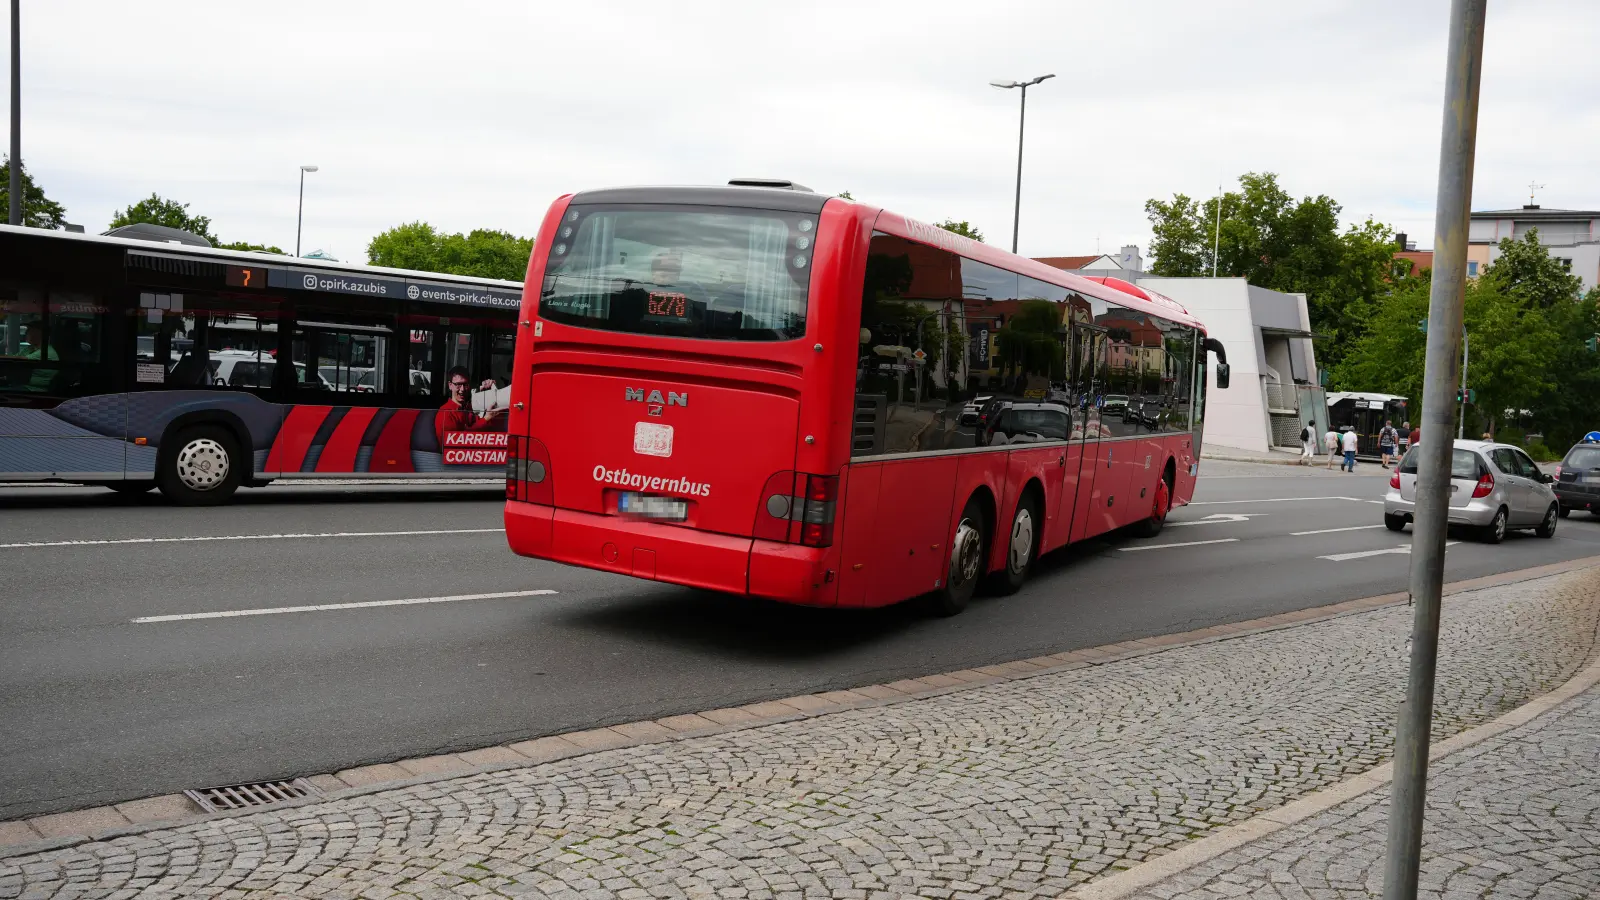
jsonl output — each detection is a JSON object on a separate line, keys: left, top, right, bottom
{"left": 1466, "top": 261, "right": 1479, "bottom": 277}
{"left": 1560, "top": 258, "right": 1573, "bottom": 271}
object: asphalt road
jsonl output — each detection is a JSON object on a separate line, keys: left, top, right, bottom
{"left": 4, "top": 461, "right": 1600, "bottom": 821}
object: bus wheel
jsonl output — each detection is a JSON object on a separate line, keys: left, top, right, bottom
{"left": 985, "top": 494, "right": 1039, "bottom": 596}
{"left": 928, "top": 498, "right": 986, "bottom": 617}
{"left": 1133, "top": 476, "right": 1171, "bottom": 538}
{"left": 157, "top": 425, "right": 242, "bottom": 506}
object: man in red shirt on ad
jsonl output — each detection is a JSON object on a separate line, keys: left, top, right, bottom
{"left": 435, "top": 365, "right": 504, "bottom": 450}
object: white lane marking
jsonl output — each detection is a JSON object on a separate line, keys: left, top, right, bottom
{"left": 132, "top": 589, "right": 556, "bottom": 623}
{"left": 0, "top": 528, "right": 504, "bottom": 550}
{"left": 1168, "top": 513, "right": 1265, "bottom": 528}
{"left": 1119, "top": 538, "right": 1239, "bottom": 552}
{"left": 1291, "top": 524, "right": 1388, "bottom": 536}
{"left": 1318, "top": 541, "right": 1458, "bottom": 562}
{"left": 1187, "top": 496, "right": 1372, "bottom": 506}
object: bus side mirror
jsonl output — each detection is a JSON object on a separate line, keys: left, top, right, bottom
{"left": 1202, "top": 336, "right": 1230, "bottom": 389}
{"left": 1216, "top": 363, "right": 1231, "bottom": 390}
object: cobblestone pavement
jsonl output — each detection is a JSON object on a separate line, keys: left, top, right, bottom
{"left": 2, "top": 570, "right": 1596, "bottom": 900}
{"left": 1127, "top": 678, "right": 1600, "bottom": 900}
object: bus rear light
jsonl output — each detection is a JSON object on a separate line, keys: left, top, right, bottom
{"left": 754, "top": 471, "right": 837, "bottom": 547}
{"left": 506, "top": 435, "right": 553, "bottom": 504}
{"left": 1472, "top": 470, "right": 1494, "bottom": 499}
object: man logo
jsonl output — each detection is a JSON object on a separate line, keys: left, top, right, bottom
{"left": 302, "top": 273, "right": 319, "bottom": 290}
{"left": 406, "top": 285, "right": 421, "bottom": 300}
{"left": 624, "top": 387, "right": 687, "bottom": 417}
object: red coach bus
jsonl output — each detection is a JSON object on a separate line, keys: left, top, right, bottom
{"left": 504, "top": 181, "right": 1230, "bottom": 614}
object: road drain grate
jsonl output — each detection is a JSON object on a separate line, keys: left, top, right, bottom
{"left": 183, "top": 778, "right": 321, "bottom": 813}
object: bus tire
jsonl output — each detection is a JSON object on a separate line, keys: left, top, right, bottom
{"left": 1132, "top": 472, "right": 1172, "bottom": 538}
{"left": 157, "top": 424, "right": 243, "bottom": 506}
{"left": 928, "top": 497, "right": 987, "bottom": 617}
{"left": 985, "top": 492, "right": 1040, "bottom": 596}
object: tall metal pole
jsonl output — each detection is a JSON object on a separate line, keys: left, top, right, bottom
{"left": 1382, "top": 3, "right": 1486, "bottom": 899}
{"left": 295, "top": 168, "right": 305, "bottom": 257}
{"left": 1457, "top": 330, "right": 1469, "bottom": 439}
{"left": 1011, "top": 84, "right": 1026, "bottom": 254}
{"left": 9, "top": 0, "right": 20, "bottom": 227}
{"left": 1212, "top": 188, "right": 1223, "bottom": 277}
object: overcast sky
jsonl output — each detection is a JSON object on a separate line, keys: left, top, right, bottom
{"left": 6, "top": 0, "right": 1597, "bottom": 266}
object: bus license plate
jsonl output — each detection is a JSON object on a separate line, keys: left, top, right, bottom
{"left": 618, "top": 492, "right": 688, "bottom": 521}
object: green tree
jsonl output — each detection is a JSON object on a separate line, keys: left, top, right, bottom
{"left": 0, "top": 157, "right": 68, "bottom": 228}
{"left": 367, "top": 222, "right": 533, "bottom": 281}
{"left": 110, "top": 194, "right": 218, "bottom": 243}
{"left": 1145, "top": 172, "right": 1397, "bottom": 370}
{"left": 218, "top": 240, "right": 285, "bottom": 254}
{"left": 993, "top": 299, "right": 1064, "bottom": 382}
{"left": 835, "top": 190, "right": 854, "bottom": 200}
{"left": 937, "top": 219, "right": 984, "bottom": 243}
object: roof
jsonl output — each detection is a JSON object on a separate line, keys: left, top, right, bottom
{"left": 1327, "top": 391, "right": 1408, "bottom": 404}
{"left": 1471, "top": 207, "right": 1600, "bottom": 219}
{"left": 1033, "top": 255, "right": 1101, "bottom": 270}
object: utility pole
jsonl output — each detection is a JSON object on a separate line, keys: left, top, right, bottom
{"left": 1212, "top": 186, "right": 1223, "bottom": 277}
{"left": 989, "top": 74, "right": 1054, "bottom": 254}
{"left": 1382, "top": 3, "right": 1486, "bottom": 900}
{"left": 9, "top": 0, "right": 20, "bottom": 226}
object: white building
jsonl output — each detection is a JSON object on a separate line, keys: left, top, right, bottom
{"left": 1469, "top": 205, "right": 1600, "bottom": 293}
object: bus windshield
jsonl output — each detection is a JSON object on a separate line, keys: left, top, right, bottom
{"left": 539, "top": 205, "right": 812, "bottom": 341}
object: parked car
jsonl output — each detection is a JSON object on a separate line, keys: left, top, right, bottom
{"left": 1552, "top": 438, "right": 1600, "bottom": 517}
{"left": 959, "top": 395, "right": 994, "bottom": 426}
{"left": 982, "top": 401, "right": 1072, "bottom": 445}
{"left": 1383, "top": 440, "right": 1559, "bottom": 543}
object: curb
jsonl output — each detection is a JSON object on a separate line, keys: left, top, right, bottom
{"left": 1064, "top": 605, "right": 1600, "bottom": 900}
{"left": 4, "top": 554, "right": 1598, "bottom": 862}
{"left": 1200, "top": 451, "right": 1308, "bottom": 466}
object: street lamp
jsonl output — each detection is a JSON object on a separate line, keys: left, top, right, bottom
{"left": 296, "top": 165, "right": 318, "bottom": 257}
{"left": 9, "top": 0, "right": 21, "bottom": 227}
{"left": 990, "top": 73, "right": 1055, "bottom": 254}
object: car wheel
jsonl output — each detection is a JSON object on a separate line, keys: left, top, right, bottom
{"left": 156, "top": 424, "right": 243, "bottom": 506}
{"left": 1557, "top": 506, "right": 1571, "bottom": 519}
{"left": 927, "top": 497, "right": 986, "bottom": 617}
{"left": 1384, "top": 513, "right": 1407, "bottom": 532}
{"left": 1132, "top": 477, "right": 1172, "bottom": 538}
{"left": 985, "top": 493, "right": 1040, "bottom": 596}
{"left": 1536, "top": 503, "right": 1559, "bottom": 539}
{"left": 1479, "top": 507, "right": 1508, "bottom": 544}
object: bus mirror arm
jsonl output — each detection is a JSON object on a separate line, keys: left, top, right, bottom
{"left": 1203, "top": 337, "right": 1230, "bottom": 390}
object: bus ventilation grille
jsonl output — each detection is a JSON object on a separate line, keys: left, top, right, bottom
{"left": 183, "top": 778, "right": 322, "bottom": 814}
{"left": 853, "top": 394, "right": 887, "bottom": 455}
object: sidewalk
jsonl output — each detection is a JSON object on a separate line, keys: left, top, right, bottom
{"left": 1, "top": 566, "right": 1596, "bottom": 899}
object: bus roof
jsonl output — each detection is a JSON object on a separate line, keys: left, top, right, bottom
{"left": 0, "top": 223, "right": 524, "bottom": 291}
{"left": 555, "top": 185, "right": 1203, "bottom": 331}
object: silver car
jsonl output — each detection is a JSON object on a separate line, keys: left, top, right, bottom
{"left": 1383, "top": 440, "right": 1559, "bottom": 543}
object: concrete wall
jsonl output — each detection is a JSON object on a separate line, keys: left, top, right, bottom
{"left": 1136, "top": 277, "right": 1272, "bottom": 453}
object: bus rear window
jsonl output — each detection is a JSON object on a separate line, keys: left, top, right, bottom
{"left": 539, "top": 205, "right": 811, "bottom": 341}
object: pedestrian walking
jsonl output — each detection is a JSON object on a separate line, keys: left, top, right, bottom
{"left": 1378, "top": 419, "right": 1399, "bottom": 468}
{"left": 1300, "top": 419, "right": 1319, "bottom": 465}
{"left": 1325, "top": 426, "right": 1341, "bottom": 469}
{"left": 1341, "top": 427, "right": 1359, "bottom": 472}
{"left": 1398, "top": 420, "right": 1412, "bottom": 456}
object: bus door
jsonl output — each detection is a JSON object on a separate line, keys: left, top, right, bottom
{"left": 1067, "top": 324, "right": 1107, "bottom": 544}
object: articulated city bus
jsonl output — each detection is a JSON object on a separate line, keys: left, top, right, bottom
{"left": 0, "top": 225, "right": 521, "bottom": 504}
{"left": 503, "top": 182, "right": 1230, "bottom": 613}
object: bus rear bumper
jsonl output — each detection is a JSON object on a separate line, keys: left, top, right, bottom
{"left": 504, "top": 501, "right": 831, "bottom": 603}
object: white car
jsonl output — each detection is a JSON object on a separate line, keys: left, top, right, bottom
{"left": 959, "top": 395, "right": 993, "bottom": 426}
{"left": 1383, "top": 440, "right": 1559, "bottom": 543}
{"left": 194, "top": 350, "right": 333, "bottom": 390}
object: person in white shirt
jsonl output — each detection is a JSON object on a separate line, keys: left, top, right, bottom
{"left": 1340, "top": 428, "right": 1360, "bottom": 472}
{"left": 1300, "top": 420, "right": 1319, "bottom": 464}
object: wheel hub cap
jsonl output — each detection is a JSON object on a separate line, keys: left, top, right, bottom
{"left": 176, "top": 438, "right": 229, "bottom": 491}
{"left": 952, "top": 520, "right": 982, "bottom": 587}
{"left": 1009, "top": 510, "right": 1034, "bottom": 574}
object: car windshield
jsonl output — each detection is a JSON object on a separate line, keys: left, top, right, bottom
{"left": 1562, "top": 445, "right": 1600, "bottom": 470}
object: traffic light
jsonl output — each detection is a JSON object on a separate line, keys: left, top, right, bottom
{"left": 1455, "top": 388, "right": 1477, "bottom": 404}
